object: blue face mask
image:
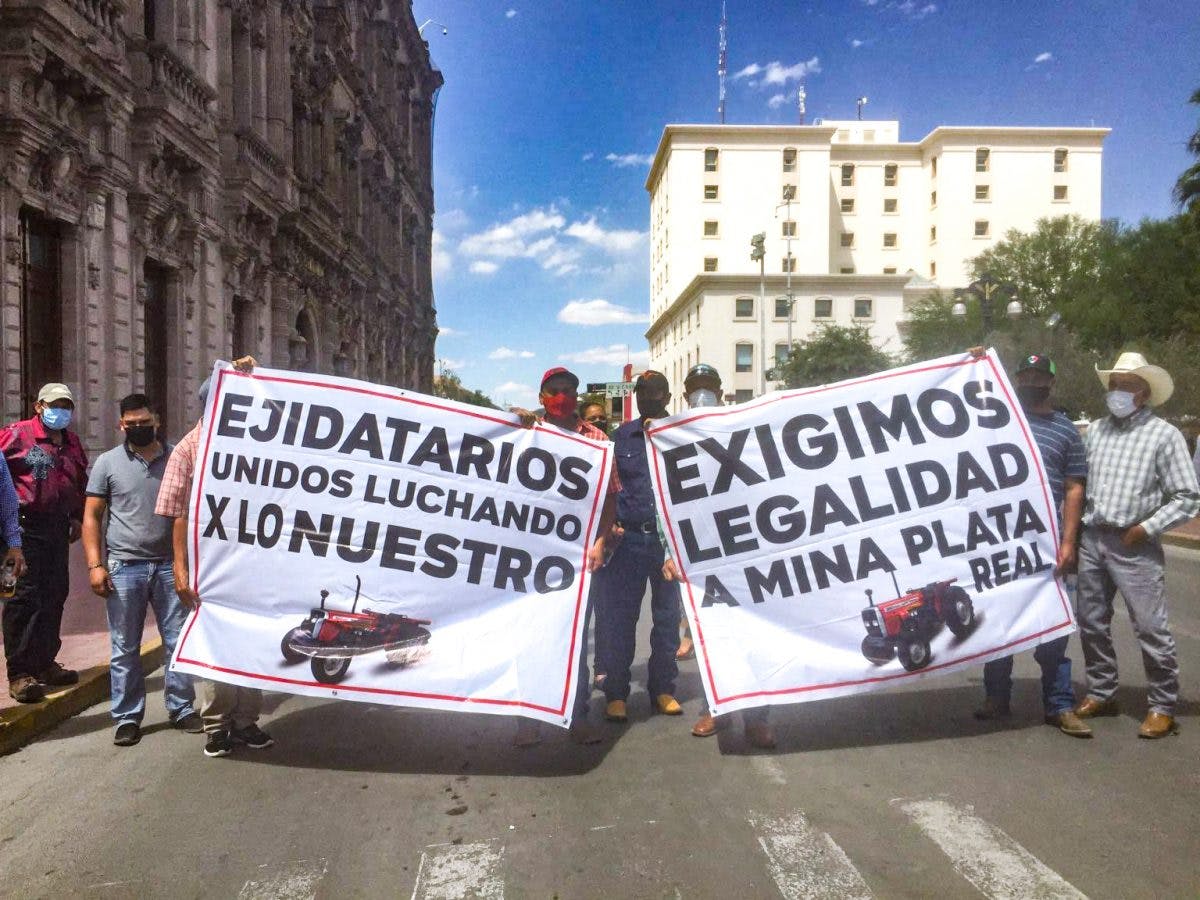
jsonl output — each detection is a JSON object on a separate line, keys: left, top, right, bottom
{"left": 41, "top": 407, "right": 72, "bottom": 431}
{"left": 1105, "top": 390, "right": 1138, "bottom": 419}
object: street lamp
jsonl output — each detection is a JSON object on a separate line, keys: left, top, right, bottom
{"left": 775, "top": 186, "right": 797, "bottom": 366}
{"left": 951, "top": 272, "right": 1022, "bottom": 338}
{"left": 418, "top": 19, "right": 448, "bottom": 37}
{"left": 750, "top": 231, "right": 766, "bottom": 395}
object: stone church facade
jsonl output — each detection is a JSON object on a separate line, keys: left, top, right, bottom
{"left": 0, "top": 0, "right": 441, "bottom": 449}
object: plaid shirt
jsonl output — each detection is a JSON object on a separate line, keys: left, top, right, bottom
{"left": 572, "top": 418, "right": 621, "bottom": 495}
{"left": 1082, "top": 407, "right": 1200, "bottom": 537}
{"left": 154, "top": 423, "right": 201, "bottom": 520}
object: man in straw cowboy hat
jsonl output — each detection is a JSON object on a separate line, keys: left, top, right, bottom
{"left": 1074, "top": 351, "right": 1200, "bottom": 739}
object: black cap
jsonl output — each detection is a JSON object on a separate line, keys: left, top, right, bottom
{"left": 1016, "top": 354, "right": 1056, "bottom": 377}
{"left": 633, "top": 370, "right": 669, "bottom": 393}
{"left": 684, "top": 363, "right": 722, "bottom": 392}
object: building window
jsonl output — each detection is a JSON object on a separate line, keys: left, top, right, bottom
{"left": 1054, "top": 148, "right": 1069, "bottom": 173}
{"left": 735, "top": 343, "right": 753, "bottom": 373}
{"left": 931, "top": 156, "right": 938, "bottom": 178}
{"left": 840, "top": 198, "right": 855, "bottom": 214}
{"left": 783, "top": 147, "right": 797, "bottom": 172}
{"left": 781, "top": 220, "right": 796, "bottom": 237}
{"left": 1054, "top": 184, "right": 1068, "bottom": 201}
{"left": 704, "top": 257, "right": 718, "bottom": 272}
{"left": 703, "top": 220, "right": 719, "bottom": 237}
{"left": 883, "top": 233, "right": 897, "bottom": 248}
{"left": 930, "top": 190, "right": 937, "bottom": 207}
{"left": 883, "top": 198, "right": 898, "bottom": 213}
{"left": 854, "top": 297, "right": 874, "bottom": 319}
{"left": 781, "top": 256, "right": 796, "bottom": 273}
{"left": 775, "top": 342, "right": 790, "bottom": 367}
{"left": 976, "top": 147, "right": 990, "bottom": 172}
{"left": 840, "top": 232, "right": 854, "bottom": 248}
{"left": 814, "top": 296, "right": 833, "bottom": 318}
{"left": 975, "top": 184, "right": 990, "bottom": 201}
{"left": 775, "top": 296, "right": 792, "bottom": 318}
{"left": 840, "top": 164, "right": 855, "bottom": 187}
{"left": 930, "top": 261, "right": 937, "bottom": 278}
{"left": 735, "top": 296, "right": 753, "bottom": 317}
{"left": 735, "top": 389, "right": 754, "bottom": 403}
{"left": 704, "top": 184, "right": 719, "bottom": 200}
{"left": 930, "top": 225, "right": 937, "bottom": 242}
{"left": 782, "top": 184, "right": 796, "bottom": 200}
{"left": 884, "top": 163, "right": 898, "bottom": 186}
{"left": 974, "top": 220, "right": 990, "bottom": 238}
{"left": 704, "top": 148, "right": 719, "bottom": 172}
{"left": 840, "top": 266, "right": 855, "bottom": 274}
{"left": 883, "top": 267, "right": 897, "bottom": 274}
{"left": 19, "top": 210, "right": 64, "bottom": 411}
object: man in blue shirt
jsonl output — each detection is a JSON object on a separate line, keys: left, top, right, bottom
{"left": 598, "top": 370, "right": 684, "bottom": 723}
{"left": 974, "top": 354, "right": 1091, "bottom": 738}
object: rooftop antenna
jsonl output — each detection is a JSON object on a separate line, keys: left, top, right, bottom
{"left": 856, "top": 95, "right": 868, "bottom": 120}
{"left": 717, "top": 1, "right": 728, "bottom": 123}
{"left": 798, "top": 83, "right": 807, "bottom": 125}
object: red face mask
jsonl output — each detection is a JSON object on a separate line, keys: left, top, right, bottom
{"left": 542, "top": 393, "right": 576, "bottom": 419}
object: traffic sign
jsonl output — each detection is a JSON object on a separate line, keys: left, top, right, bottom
{"left": 605, "top": 381, "right": 635, "bottom": 398}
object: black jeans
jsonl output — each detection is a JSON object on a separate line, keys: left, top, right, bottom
{"left": 3, "top": 512, "right": 70, "bottom": 680}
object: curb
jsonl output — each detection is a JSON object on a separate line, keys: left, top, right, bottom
{"left": 0, "top": 638, "right": 164, "bottom": 756}
{"left": 1163, "top": 531, "right": 1200, "bottom": 550}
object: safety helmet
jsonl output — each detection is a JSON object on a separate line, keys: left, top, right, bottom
{"left": 684, "top": 363, "right": 722, "bottom": 393}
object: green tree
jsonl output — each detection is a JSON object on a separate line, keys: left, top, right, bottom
{"left": 777, "top": 324, "right": 893, "bottom": 388}
{"left": 432, "top": 370, "right": 499, "bottom": 409}
{"left": 1174, "top": 86, "right": 1200, "bottom": 219}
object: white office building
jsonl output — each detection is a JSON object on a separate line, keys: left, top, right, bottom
{"left": 644, "top": 121, "right": 1108, "bottom": 406}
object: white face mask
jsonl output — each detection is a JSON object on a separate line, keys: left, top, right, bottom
{"left": 687, "top": 389, "right": 720, "bottom": 408}
{"left": 1105, "top": 390, "right": 1138, "bottom": 419}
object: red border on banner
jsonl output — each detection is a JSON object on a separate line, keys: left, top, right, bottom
{"left": 176, "top": 367, "right": 607, "bottom": 717}
{"left": 649, "top": 354, "right": 1072, "bottom": 705}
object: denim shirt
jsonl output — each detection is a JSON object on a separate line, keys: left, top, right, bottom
{"left": 613, "top": 418, "right": 656, "bottom": 525}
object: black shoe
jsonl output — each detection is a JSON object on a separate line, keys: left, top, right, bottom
{"left": 172, "top": 712, "right": 204, "bottom": 733}
{"left": 113, "top": 722, "right": 141, "bottom": 746}
{"left": 38, "top": 662, "right": 79, "bottom": 687}
{"left": 231, "top": 723, "right": 274, "bottom": 749}
{"left": 973, "top": 697, "right": 1011, "bottom": 720}
{"left": 203, "top": 730, "right": 234, "bottom": 758}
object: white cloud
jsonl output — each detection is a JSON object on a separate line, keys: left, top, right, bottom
{"left": 540, "top": 244, "right": 582, "bottom": 276}
{"left": 733, "top": 58, "right": 821, "bottom": 88}
{"left": 488, "top": 347, "right": 535, "bottom": 360}
{"left": 493, "top": 381, "right": 536, "bottom": 407}
{"left": 767, "top": 93, "right": 788, "bottom": 109}
{"left": 866, "top": 0, "right": 936, "bottom": 18}
{"left": 850, "top": 38, "right": 866, "bottom": 48}
{"left": 558, "top": 299, "right": 649, "bottom": 326}
{"left": 437, "top": 358, "right": 467, "bottom": 372}
{"left": 565, "top": 218, "right": 646, "bottom": 254}
{"left": 581, "top": 151, "right": 594, "bottom": 161}
{"left": 505, "top": 8, "right": 517, "bottom": 18}
{"left": 605, "top": 152, "right": 654, "bottom": 168}
{"left": 1033, "top": 51, "right": 1053, "bottom": 64}
{"left": 559, "top": 344, "right": 651, "bottom": 367}
{"left": 431, "top": 230, "right": 452, "bottom": 277}
{"left": 458, "top": 206, "right": 566, "bottom": 260}
{"left": 436, "top": 326, "right": 462, "bottom": 337}
{"left": 469, "top": 260, "right": 499, "bottom": 275}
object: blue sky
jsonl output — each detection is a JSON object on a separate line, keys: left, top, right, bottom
{"left": 415, "top": 0, "right": 1200, "bottom": 408}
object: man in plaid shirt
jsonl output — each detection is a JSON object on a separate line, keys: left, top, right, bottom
{"left": 1073, "top": 352, "right": 1200, "bottom": 739}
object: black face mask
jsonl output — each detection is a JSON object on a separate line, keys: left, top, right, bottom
{"left": 1015, "top": 385, "right": 1051, "bottom": 408}
{"left": 636, "top": 394, "right": 667, "bottom": 420}
{"left": 124, "top": 424, "right": 157, "bottom": 447}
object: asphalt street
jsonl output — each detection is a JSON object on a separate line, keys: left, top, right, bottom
{"left": 1, "top": 546, "right": 1198, "bottom": 899}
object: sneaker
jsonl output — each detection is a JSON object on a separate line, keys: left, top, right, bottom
{"left": 8, "top": 675, "right": 44, "bottom": 704}
{"left": 38, "top": 662, "right": 78, "bottom": 687}
{"left": 231, "top": 723, "right": 274, "bottom": 749}
{"left": 203, "top": 730, "right": 234, "bottom": 758}
{"left": 113, "top": 722, "right": 141, "bottom": 746}
{"left": 973, "top": 697, "right": 1012, "bottom": 720}
{"left": 172, "top": 712, "right": 204, "bottom": 733}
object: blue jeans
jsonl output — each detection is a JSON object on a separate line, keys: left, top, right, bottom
{"left": 982, "top": 635, "right": 1074, "bottom": 715}
{"left": 106, "top": 559, "right": 195, "bottom": 725}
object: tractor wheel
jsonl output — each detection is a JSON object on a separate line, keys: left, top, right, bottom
{"left": 943, "top": 586, "right": 975, "bottom": 637}
{"left": 280, "top": 628, "right": 308, "bottom": 664}
{"left": 311, "top": 656, "right": 351, "bottom": 684}
{"left": 861, "top": 635, "right": 894, "bottom": 665}
{"left": 897, "top": 636, "right": 932, "bottom": 672}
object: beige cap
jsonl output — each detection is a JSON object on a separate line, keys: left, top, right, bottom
{"left": 36, "top": 383, "right": 75, "bottom": 405}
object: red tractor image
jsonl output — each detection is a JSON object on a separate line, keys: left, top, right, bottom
{"left": 280, "top": 576, "right": 432, "bottom": 684}
{"left": 860, "top": 573, "right": 975, "bottom": 672}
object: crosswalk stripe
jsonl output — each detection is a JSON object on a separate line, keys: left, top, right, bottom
{"left": 748, "top": 811, "right": 873, "bottom": 900}
{"left": 893, "top": 798, "right": 1087, "bottom": 900}
{"left": 237, "top": 859, "right": 328, "bottom": 900}
{"left": 411, "top": 840, "right": 505, "bottom": 900}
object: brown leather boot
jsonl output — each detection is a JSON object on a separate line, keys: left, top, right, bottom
{"left": 1074, "top": 696, "right": 1119, "bottom": 718}
{"left": 1137, "top": 711, "right": 1178, "bottom": 739}
{"left": 692, "top": 713, "right": 719, "bottom": 737}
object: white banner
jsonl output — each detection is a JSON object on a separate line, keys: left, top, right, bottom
{"left": 171, "top": 364, "right": 611, "bottom": 726}
{"left": 648, "top": 351, "right": 1075, "bottom": 716}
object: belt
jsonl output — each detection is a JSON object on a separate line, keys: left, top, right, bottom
{"left": 618, "top": 520, "right": 656, "bottom": 534}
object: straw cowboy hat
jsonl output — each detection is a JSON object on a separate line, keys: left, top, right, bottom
{"left": 1095, "top": 351, "right": 1174, "bottom": 406}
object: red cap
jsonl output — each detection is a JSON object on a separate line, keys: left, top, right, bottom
{"left": 540, "top": 367, "right": 580, "bottom": 391}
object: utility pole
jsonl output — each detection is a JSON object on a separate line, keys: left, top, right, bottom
{"left": 717, "top": 2, "right": 727, "bottom": 124}
{"left": 750, "top": 232, "right": 766, "bottom": 395}
{"left": 775, "top": 186, "right": 796, "bottom": 367}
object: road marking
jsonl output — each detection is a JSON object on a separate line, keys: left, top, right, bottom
{"left": 238, "top": 859, "right": 328, "bottom": 900}
{"left": 752, "top": 756, "right": 788, "bottom": 785}
{"left": 748, "top": 811, "right": 872, "bottom": 899}
{"left": 411, "top": 840, "right": 505, "bottom": 900}
{"left": 893, "top": 798, "right": 1087, "bottom": 900}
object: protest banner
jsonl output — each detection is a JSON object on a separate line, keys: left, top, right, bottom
{"left": 648, "top": 350, "right": 1073, "bottom": 716}
{"left": 171, "top": 363, "right": 611, "bottom": 726}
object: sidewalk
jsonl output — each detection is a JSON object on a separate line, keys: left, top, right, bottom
{"left": 1, "top": 518, "right": 1197, "bottom": 755}
{"left": 0, "top": 543, "right": 162, "bottom": 753}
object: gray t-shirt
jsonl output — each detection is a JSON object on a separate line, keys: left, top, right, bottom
{"left": 86, "top": 442, "right": 174, "bottom": 561}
